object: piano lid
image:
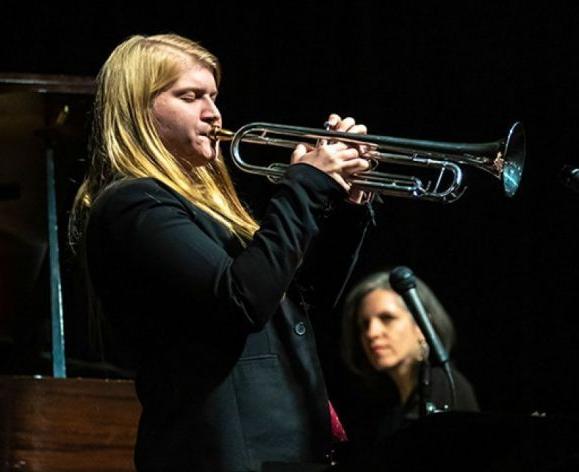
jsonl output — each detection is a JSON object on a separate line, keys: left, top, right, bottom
{"left": 0, "top": 72, "right": 95, "bottom": 95}
{"left": 0, "top": 73, "right": 95, "bottom": 363}
{"left": 0, "top": 73, "right": 95, "bottom": 237}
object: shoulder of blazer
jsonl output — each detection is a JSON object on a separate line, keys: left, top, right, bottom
{"left": 92, "top": 177, "right": 201, "bottom": 220}
{"left": 91, "top": 177, "right": 239, "bottom": 249}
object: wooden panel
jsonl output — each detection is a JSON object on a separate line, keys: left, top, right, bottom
{"left": 0, "top": 376, "right": 140, "bottom": 472}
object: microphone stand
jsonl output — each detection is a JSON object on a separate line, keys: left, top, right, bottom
{"left": 418, "top": 360, "right": 456, "bottom": 417}
{"left": 390, "top": 266, "right": 456, "bottom": 416}
{"left": 418, "top": 359, "right": 433, "bottom": 418}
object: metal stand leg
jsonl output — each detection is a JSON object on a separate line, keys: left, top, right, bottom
{"left": 46, "top": 147, "right": 66, "bottom": 378}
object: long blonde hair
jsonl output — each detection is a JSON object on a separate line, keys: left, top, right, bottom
{"left": 69, "top": 34, "right": 258, "bottom": 247}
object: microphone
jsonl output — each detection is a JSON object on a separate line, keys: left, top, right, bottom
{"left": 560, "top": 165, "right": 579, "bottom": 193}
{"left": 389, "top": 266, "right": 449, "bottom": 366}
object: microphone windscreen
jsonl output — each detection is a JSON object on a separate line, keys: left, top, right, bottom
{"left": 389, "top": 266, "right": 417, "bottom": 293}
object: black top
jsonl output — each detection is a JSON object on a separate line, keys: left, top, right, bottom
{"left": 86, "top": 164, "right": 372, "bottom": 471}
{"left": 336, "top": 364, "right": 479, "bottom": 465}
{"left": 378, "top": 364, "right": 479, "bottom": 437}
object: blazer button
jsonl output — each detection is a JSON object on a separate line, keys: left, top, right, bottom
{"left": 294, "top": 322, "right": 306, "bottom": 336}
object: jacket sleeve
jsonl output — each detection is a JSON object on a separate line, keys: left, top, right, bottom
{"left": 87, "top": 164, "right": 346, "bottom": 333}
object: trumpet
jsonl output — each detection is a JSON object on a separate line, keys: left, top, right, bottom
{"left": 209, "top": 121, "right": 525, "bottom": 203}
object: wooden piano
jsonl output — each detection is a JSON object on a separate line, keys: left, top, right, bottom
{"left": 0, "top": 73, "right": 140, "bottom": 472}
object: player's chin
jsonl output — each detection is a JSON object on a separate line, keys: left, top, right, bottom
{"left": 191, "top": 142, "right": 217, "bottom": 164}
{"left": 204, "top": 146, "right": 218, "bottom": 162}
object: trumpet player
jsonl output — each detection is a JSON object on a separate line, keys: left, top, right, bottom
{"left": 70, "top": 33, "right": 374, "bottom": 471}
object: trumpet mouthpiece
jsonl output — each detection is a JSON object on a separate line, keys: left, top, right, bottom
{"left": 209, "top": 127, "right": 235, "bottom": 142}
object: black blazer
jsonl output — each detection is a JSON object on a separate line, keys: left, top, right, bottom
{"left": 86, "top": 164, "right": 371, "bottom": 471}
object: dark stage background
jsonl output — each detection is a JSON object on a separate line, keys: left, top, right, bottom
{"left": 1, "top": 2, "right": 578, "bottom": 420}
